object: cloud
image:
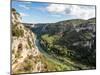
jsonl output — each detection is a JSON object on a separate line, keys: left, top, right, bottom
{"left": 46, "top": 4, "right": 95, "bottom": 19}
{"left": 19, "top": 5, "right": 30, "bottom": 10}
{"left": 20, "top": 12, "right": 29, "bottom": 16}
{"left": 46, "top": 4, "right": 67, "bottom": 14}
{"left": 69, "top": 5, "right": 95, "bottom": 19}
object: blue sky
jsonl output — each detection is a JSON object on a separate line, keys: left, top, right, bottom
{"left": 12, "top": 1, "right": 95, "bottom": 24}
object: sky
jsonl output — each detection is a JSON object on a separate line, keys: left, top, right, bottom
{"left": 12, "top": 1, "right": 96, "bottom": 24}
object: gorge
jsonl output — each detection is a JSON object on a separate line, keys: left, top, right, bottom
{"left": 12, "top": 8, "right": 96, "bottom": 74}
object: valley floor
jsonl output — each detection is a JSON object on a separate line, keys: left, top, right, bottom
{"left": 33, "top": 34, "right": 93, "bottom": 72}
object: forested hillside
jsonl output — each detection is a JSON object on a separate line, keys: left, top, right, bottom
{"left": 32, "top": 18, "right": 96, "bottom": 68}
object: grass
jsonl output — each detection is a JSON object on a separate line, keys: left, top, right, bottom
{"left": 40, "top": 54, "right": 78, "bottom": 72}
{"left": 41, "top": 34, "right": 60, "bottom": 44}
{"left": 39, "top": 34, "right": 83, "bottom": 71}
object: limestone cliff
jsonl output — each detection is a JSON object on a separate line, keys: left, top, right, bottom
{"left": 11, "top": 8, "right": 47, "bottom": 74}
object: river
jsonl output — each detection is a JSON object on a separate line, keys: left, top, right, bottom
{"left": 33, "top": 34, "right": 89, "bottom": 70}
{"left": 34, "top": 35, "right": 65, "bottom": 65}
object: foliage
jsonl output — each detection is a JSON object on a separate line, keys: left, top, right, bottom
{"left": 38, "top": 18, "right": 96, "bottom": 67}
{"left": 12, "top": 25, "right": 24, "bottom": 37}
{"left": 12, "top": 8, "right": 16, "bottom": 12}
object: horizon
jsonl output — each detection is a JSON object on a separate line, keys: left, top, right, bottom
{"left": 21, "top": 17, "right": 95, "bottom": 24}
{"left": 12, "top": 1, "right": 96, "bottom": 24}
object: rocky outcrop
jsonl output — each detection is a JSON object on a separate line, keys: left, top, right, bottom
{"left": 11, "top": 8, "right": 47, "bottom": 74}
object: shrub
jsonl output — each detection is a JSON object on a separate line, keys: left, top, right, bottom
{"left": 12, "top": 8, "right": 16, "bottom": 12}
{"left": 12, "top": 25, "right": 24, "bottom": 37}
{"left": 15, "top": 52, "right": 20, "bottom": 58}
{"left": 23, "top": 58, "right": 33, "bottom": 71}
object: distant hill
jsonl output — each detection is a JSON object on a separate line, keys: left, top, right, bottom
{"left": 32, "top": 17, "right": 96, "bottom": 68}
{"left": 56, "top": 19, "right": 86, "bottom": 26}
{"left": 32, "top": 18, "right": 95, "bottom": 35}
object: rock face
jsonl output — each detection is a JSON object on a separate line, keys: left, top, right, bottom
{"left": 11, "top": 8, "right": 47, "bottom": 74}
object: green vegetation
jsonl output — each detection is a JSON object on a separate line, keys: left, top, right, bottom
{"left": 41, "top": 34, "right": 68, "bottom": 56}
{"left": 14, "top": 56, "right": 35, "bottom": 74}
{"left": 57, "top": 19, "right": 86, "bottom": 26}
{"left": 41, "top": 34, "right": 60, "bottom": 44}
{"left": 39, "top": 55, "right": 79, "bottom": 72}
{"left": 23, "top": 58, "right": 34, "bottom": 71}
{"left": 12, "top": 25, "right": 24, "bottom": 37}
{"left": 33, "top": 18, "right": 96, "bottom": 69}
{"left": 15, "top": 52, "right": 21, "bottom": 58}
{"left": 88, "top": 18, "right": 96, "bottom": 23}
{"left": 12, "top": 8, "right": 16, "bottom": 12}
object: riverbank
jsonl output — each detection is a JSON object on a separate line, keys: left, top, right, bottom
{"left": 33, "top": 33, "right": 95, "bottom": 71}
{"left": 33, "top": 34, "right": 87, "bottom": 71}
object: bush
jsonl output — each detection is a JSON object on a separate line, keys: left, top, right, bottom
{"left": 12, "top": 25, "right": 24, "bottom": 37}
{"left": 23, "top": 58, "right": 33, "bottom": 71}
{"left": 12, "top": 8, "right": 16, "bottom": 12}
{"left": 15, "top": 52, "right": 20, "bottom": 58}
